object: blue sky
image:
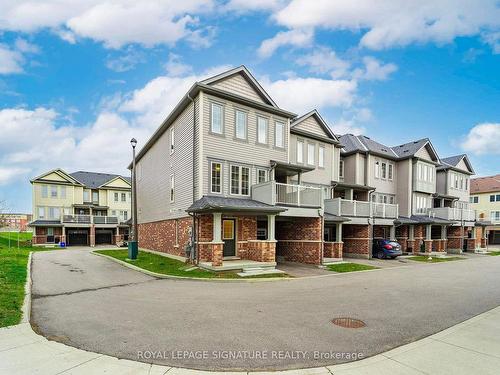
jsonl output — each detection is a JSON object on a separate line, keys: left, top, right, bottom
{"left": 1, "top": 0, "right": 499, "bottom": 213}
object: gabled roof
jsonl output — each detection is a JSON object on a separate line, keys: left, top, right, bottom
{"left": 69, "top": 171, "right": 131, "bottom": 189}
{"left": 471, "top": 174, "right": 500, "bottom": 194}
{"left": 391, "top": 138, "right": 439, "bottom": 161}
{"left": 30, "top": 168, "right": 83, "bottom": 185}
{"left": 437, "top": 154, "right": 475, "bottom": 175}
{"left": 290, "top": 109, "right": 339, "bottom": 143}
{"left": 201, "top": 65, "right": 278, "bottom": 108}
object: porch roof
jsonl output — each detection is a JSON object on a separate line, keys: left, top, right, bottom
{"left": 187, "top": 196, "right": 287, "bottom": 214}
{"left": 395, "top": 215, "right": 457, "bottom": 225}
{"left": 73, "top": 203, "right": 109, "bottom": 209}
{"left": 324, "top": 213, "right": 351, "bottom": 223}
{"left": 434, "top": 193, "right": 459, "bottom": 200}
{"left": 271, "top": 160, "right": 315, "bottom": 177}
{"left": 29, "top": 220, "right": 63, "bottom": 227}
{"left": 475, "top": 220, "right": 491, "bottom": 227}
{"left": 333, "top": 182, "right": 375, "bottom": 191}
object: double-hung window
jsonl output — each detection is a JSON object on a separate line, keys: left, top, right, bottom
{"left": 92, "top": 191, "right": 99, "bottom": 203}
{"left": 170, "top": 175, "right": 175, "bottom": 202}
{"left": 275, "top": 121, "right": 284, "bottom": 148}
{"left": 318, "top": 146, "right": 325, "bottom": 168}
{"left": 375, "top": 161, "right": 380, "bottom": 178}
{"left": 41, "top": 185, "right": 48, "bottom": 198}
{"left": 83, "top": 190, "right": 90, "bottom": 202}
{"left": 230, "top": 165, "right": 250, "bottom": 195}
{"left": 381, "top": 162, "right": 387, "bottom": 179}
{"left": 50, "top": 185, "right": 58, "bottom": 198}
{"left": 339, "top": 160, "right": 344, "bottom": 179}
{"left": 491, "top": 211, "right": 500, "bottom": 222}
{"left": 210, "top": 103, "right": 223, "bottom": 134}
{"left": 121, "top": 193, "right": 126, "bottom": 202}
{"left": 257, "top": 117, "right": 267, "bottom": 144}
{"left": 114, "top": 192, "right": 119, "bottom": 202}
{"left": 60, "top": 186, "right": 66, "bottom": 199}
{"left": 388, "top": 164, "right": 393, "bottom": 180}
{"left": 307, "top": 143, "right": 315, "bottom": 166}
{"left": 211, "top": 162, "right": 222, "bottom": 193}
{"left": 38, "top": 207, "right": 45, "bottom": 219}
{"left": 235, "top": 110, "right": 247, "bottom": 140}
{"left": 297, "top": 140, "right": 304, "bottom": 163}
{"left": 490, "top": 195, "right": 495, "bottom": 202}
{"left": 170, "top": 127, "right": 175, "bottom": 154}
{"left": 257, "top": 169, "right": 267, "bottom": 183}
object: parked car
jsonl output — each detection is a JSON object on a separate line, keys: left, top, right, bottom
{"left": 372, "top": 239, "right": 402, "bottom": 259}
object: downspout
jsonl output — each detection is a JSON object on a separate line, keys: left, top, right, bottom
{"left": 364, "top": 151, "right": 376, "bottom": 258}
{"left": 188, "top": 93, "right": 197, "bottom": 263}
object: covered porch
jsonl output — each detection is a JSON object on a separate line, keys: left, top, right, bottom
{"left": 323, "top": 213, "right": 350, "bottom": 263}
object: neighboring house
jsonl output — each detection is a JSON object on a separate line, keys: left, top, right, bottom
{"left": 133, "top": 65, "right": 481, "bottom": 270}
{"left": 470, "top": 174, "right": 500, "bottom": 245}
{"left": 29, "top": 169, "right": 131, "bottom": 246}
{"left": 0, "top": 213, "right": 32, "bottom": 232}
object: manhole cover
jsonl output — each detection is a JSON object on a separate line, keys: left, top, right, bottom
{"left": 331, "top": 317, "right": 366, "bottom": 328}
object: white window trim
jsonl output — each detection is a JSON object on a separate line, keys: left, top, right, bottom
{"left": 170, "top": 174, "right": 175, "bottom": 203}
{"left": 210, "top": 161, "right": 222, "bottom": 194}
{"left": 339, "top": 160, "right": 344, "bottom": 179}
{"left": 375, "top": 161, "right": 380, "bottom": 179}
{"left": 381, "top": 162, "right": 387, "bottom": 179}
{"left": 257, "top": 116, "right": 268, "bottom": 145}
{"left": 210, "top": 102, "right": 223, "bottom": 135}
{"left": 307, "top": 143, "right": 315, "bottom": 166}
{"left": 257, "top": 168, "right": 268, "bottom": 184}
{"left": 388, "top": 164, "right": 394, "bottom": 181}
{"left": 297, "top": 140, "right": 304, "bottom": 164}
{"left": 230, "top": 165, "right": 250, "bottom": 196}
{"left": 170, "top": 127, "right": 175, "bottom": 154}
{"left": 318, "top": 146, "right": 325, "bottom": 168}
{"left": 235, "top": 110, "right": 247, "bottom": 140}
{"left": 275, "top": 121, "right": 284, "bottom": 148}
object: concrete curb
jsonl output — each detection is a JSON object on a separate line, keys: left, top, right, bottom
{"left": 21, "top": 251, "right": 32, "bottom": 324}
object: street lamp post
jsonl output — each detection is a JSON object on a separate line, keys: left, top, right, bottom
{"left": 128, "top": 138, "right": 139, "bottom": 260}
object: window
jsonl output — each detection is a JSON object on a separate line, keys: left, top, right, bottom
{"left": 388, "top": 164, "right": 393, "bottom": 180}
{"left": 381, "top": 162, "right": 387, "bottom": 179}
{"left": 210, "top": 103, "right": 223, "bottom": 134}
{"left": 465, "top": 179, "right": 468, "bottom": 190}
{"left": 375, "top": 161, "right": 380, "bottom": 178}
{"left": 128, "top": 193, "right": 131, "bottom": 200}
{"left": 170, "top": 174, "right": 175, "bottom": 202}
{"left": 319, "top": 146, "right": 325, "bottom": 168}
{"left": 114, "top": 192, "right": 119, "bottom": 202}
{"left": 297, "top": 140, "right": 304, "bottom": 163}
{"left": 491, "top": 195, "right": 496, "bottom": 202}
{"left": 50, "top": 185, "right": 58, "bottom": 198}
{"left": 339, "top": 160, "right": 344, "bottom": 178}
{"left": 383, "top": 196, "right": 388, "bottom": 204}
{"left": 257, "top": 169, "right": 267, "bottom": 184}
{"left": 60, "top": 186, "right": 66, "bottom": 199}
{"left": 429, "top": 167, "right": 433, "bottom": 182}
{"left": 83, "top": 190, "right": 90, "bottom": 202}
{"left": 497, "top": 194, "right": 500, "bottom": 202}
{"left": 257, "top": 116, "right": 267, "bottom": 144}
{"left": 41, "top": 185, "right": 48, "bottom": 198}
{"left": 491, "top": 211, "right": 500, "bottom": 222}
{"left": 454, "top": 174, "right": 459, "bottom": 188}
{"left": 121, "top": 193, "right": 126, "bottom": 202}
{"left": 170, "top": 127, "right": 175, "bottom": 154}
{"left": 389, "top": 196, "right": 395, "bottom": 204}
{"left": 235, "top": 110, "right": 247, "bottom": 140}
{"left": 470, "top": 196, "right": 479, "bottom": 204}
{"left": 111, "top": 210, "right": 116, "bottom": 216}
{"left": 48, "top": 207, "right": 60, "bottom": 219}
{"left": 230, "top": 165, "right": 250, "bottom": 195}
{"left": 460, "top": 177, "right": 463, "bottom": 190}
{"left": 307, "top": 143, "right": 315, "bottom": 165}
{"left": 275, "top": 121, "right": 284, "bottom": 148}
{"left": 38, "top": 207, "right": 45, "bottom": 219}
{"left": 211, "top": 162, "right": 222, "bottom": 193}
{"left": 92, "top": 191, "right": 99, "bottom": 203}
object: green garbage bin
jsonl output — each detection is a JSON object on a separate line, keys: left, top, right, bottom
{"left": 128, "top": 241, "right": 138, "bottom": 260}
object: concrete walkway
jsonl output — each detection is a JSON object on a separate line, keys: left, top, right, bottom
{"left": 1, "top": 306, "right": 500, "bottom": 374}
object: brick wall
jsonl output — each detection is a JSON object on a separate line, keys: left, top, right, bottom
{"left": 276, "top": 217, "right": 322, "bottom": 264}
{"left": 396, "top": 225, "right": 409, "bottom": 251}
{"left": 33, "top": 226, "right": 62, "bottom": 244}
{"left": 324, "top": 242, "right": 343, "bottom": 258}
{"left": 447, "top": 226, "right": 462, "bottom": 250}
{"left": 138, "top": 216, "right": 193, "bottom": 257}
{"left": 342, "top": 224, "right": 370, "bottom": 258}
{"left": 247, "top": 241, "right": 276, "bottom": 262}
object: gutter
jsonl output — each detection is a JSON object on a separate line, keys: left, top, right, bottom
{"left": 187, "top": 93, "right": 197, "bottom": 263}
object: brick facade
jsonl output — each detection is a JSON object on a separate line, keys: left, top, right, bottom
{"left": 276, "top": 217, "right": 322, "bottom": 264}
{"left": 447, "top": 226, "right": 463, "bottom": 250}
{"left": 324, "top": 242, "right": 343, "bottom": 258}
{"left": 138, "top": 216, "right": 193, "bottom": 257}
{"left": 413, "top": 225, "right": 425, "bottom": 253}
{"left": 342, "top": 224, "right": 370, "bottom": 258}
{"left": 396, "top": 225, "right": 409, "bottom": 252}
{"left": 33, "top": 226, "right": 62, "bottom": 245}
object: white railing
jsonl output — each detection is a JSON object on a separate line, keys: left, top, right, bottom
{"left": 426, "top": 207, "right": 476, "bottom": 221}
{"left": 62, "top": 215, "right": 120, "bottom": 224}
{"left": 93, "top": 216, "right": 119, "bottom": 224}
{"left": 251, "top": 181, "right": 323, "bottom": 207}
{"left": 324, "top": 198, "right": 399, "bottom": 219}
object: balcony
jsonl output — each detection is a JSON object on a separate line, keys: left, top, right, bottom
{"left": 61, "top": 215, "right": 121, "bottom": 225}
{"left": 325, "top": 198, "right": 399, "bottom": 219}
{"left": 426, "top": 207, "right": 476, "bottom": 221}
{"left": 252, "top": 181, "right": 323, "bottom": 208}
{"left": 93, "top": 216, "right": 119, "bottom": 224}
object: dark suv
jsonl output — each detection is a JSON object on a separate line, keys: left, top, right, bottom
{"left": 372, "top": 239, "right": 402, "bottom": 259}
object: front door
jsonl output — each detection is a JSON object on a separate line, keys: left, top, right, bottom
{"left": 222, "top": 219, "right": 236, "bottom": 257}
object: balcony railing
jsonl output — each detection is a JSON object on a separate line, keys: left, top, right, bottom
{"left": 324, "top": 198, "right": 399, "bottom": 219}
{"left": 252, "top": 181, "right": 323, "bottom": 208}
{"left": 93, "top": 216, "right": 119, "bottom": 224}
{"left": 61, "top": 215, "right": 121, "bottom": 224}
{"left": 426, "top": 207, "right": 476, "bottom": 221}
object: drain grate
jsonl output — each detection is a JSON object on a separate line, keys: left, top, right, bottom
{"left": 331, "top": 317, "right": 366, "bottom": 328}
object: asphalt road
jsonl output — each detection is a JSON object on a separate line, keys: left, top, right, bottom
{"left": 31, "top": 249, "right": 500, "bottom": 371}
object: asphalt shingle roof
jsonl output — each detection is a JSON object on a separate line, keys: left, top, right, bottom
{"left": 187, "top": 196, "right": 287, "bottom": 213}
{"left": 390, "top": 138, "right": 429, "bottom": 158}
{"left": 471, "top": 174, "right": 500, "bottom": 194}
{"left": 70, "top": 171, "right": 131, "bottom": 189}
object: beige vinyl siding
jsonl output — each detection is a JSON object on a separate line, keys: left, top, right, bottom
{"left": 201, "top": 93, "right": 288, "bottom": 197}
{"left": 293, "top": 116, "right": 329, "bottom": 137}
{"left": 137, "top": 99, "right": 195, "bottom": 223}
{"left": 211, "top": 73, "right": 266, "bottom": 104}
{"left": 415, "top": 145, "right": 434, "bottom": 162}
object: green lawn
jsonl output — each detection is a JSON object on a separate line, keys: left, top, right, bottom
{"left": 487, "top": 251, "right": 500, "bottom": 256}
{"left": 327, "top": 262, "right": 379, "bottom": 273}
{"left": 95, "top": 250, "right": 289, "bottom": 279}
{"left": 0, "top": 231, "right": 46, "bottom": 327}
{"left": 408, "top": 256, "right": 464, "bottom": 263}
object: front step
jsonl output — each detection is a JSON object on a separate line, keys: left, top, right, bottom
{"left": 237, "top": 268, "right": 286, "bottom": 277}
{"left": 322, "top": 257, "right": 344, "bottom": 265}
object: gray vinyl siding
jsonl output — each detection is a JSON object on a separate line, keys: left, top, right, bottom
{"left": 368, "top": 156, "right": 397, "bottom": 195}
{"left": 396, "top": 159, "right": 412, "bottom": 217}
{"left": 201, "top": 93, "right": 288, "bottom": 197}
{"left": 136, "top": 99, "right": 196, "bottom": 223}
{"left": 211, "top": 74, "right": 266, "bottom": 104}
{"left": 293, "top": 116, "right": 328, "bottom": 137}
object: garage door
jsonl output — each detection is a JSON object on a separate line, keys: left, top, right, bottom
{"left": 67, "top": 230, "right": 89, "bottom": 246}
{"left": 95, "top": 230, "right": 113, "bottom": 245}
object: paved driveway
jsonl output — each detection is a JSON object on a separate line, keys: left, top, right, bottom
{"left": 31, "top": 249, "right": 500, "bottom": 371}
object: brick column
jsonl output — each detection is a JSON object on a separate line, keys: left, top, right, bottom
{"left": 424, "top": 240, "right": 433, "bottom": 253}
{"left": 90, "top": 225, "right": 95, "bottom": 247}
{"left": 60, "top": 226, "right": 66, "bottom": 245}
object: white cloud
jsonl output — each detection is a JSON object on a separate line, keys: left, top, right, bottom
{"left": 273, "top": 0, "right": 500, "bottom": 51}
{"left": 0, "top": 0, "right": 216, "bottom": 49}
{"left": 0, "top": 45, "right": 24, "bottom": 74}
{"left": 330, "top": 118, "right": 365, "bottom": 136}
{"left": 353, "top": 56, "right": 398, "bottom": 81}
{"left": 482, "top": 31, "right": 500, "bottom": 54}
{"left": 296, "top": 47, "right": 351, "bottom": 79}
{"left": 106, "top": 48, "right": 146, "bottom": 72}
{"left": 461, "top": 123, "right": 500, "bottom": 155}
{"left": 258, "top": 28, "right": 313, "bottom": 58}
{"left": 164, "top": 53, "right": 193, "bottom": 77}
{"left": 224, "top": 0, "right": 287, "bottom": 12}
{"left": 0, "top": 167, "right": 30, "bottom": 185}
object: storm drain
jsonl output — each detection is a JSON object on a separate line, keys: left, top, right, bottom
{"left": 331, "top": 317, "right": 366, "bottom": 328}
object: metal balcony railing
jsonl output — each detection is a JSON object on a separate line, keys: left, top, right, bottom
{"left": 425, "top": 207, "right": 476, "bottom": 221}
{"left": 324, "top": 198, "right": 399, "bottom": 219}
{"left": 251, "top": 181, "right": 323, "bottom": 208}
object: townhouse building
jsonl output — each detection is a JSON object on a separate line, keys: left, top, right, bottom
{"left": 470, "top": 174, "right": 500, "bottom": 245}
{"left": 30, "top": 169, "right": 131, "bottom": 246}
{"left": 133, "top": 66, "right": 481, "bottom": 271}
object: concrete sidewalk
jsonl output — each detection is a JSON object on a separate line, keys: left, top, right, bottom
{"left": 1, "top": 306, "right": 500, "bottom": 374}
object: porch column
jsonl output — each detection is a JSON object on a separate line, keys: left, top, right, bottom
{"left": 424, "top": 224, "right": 433, "bottom": 253}
{"left": 441, "top": 225, "right": 448, "bottom": 251}
{"left": 267, "top": 214, "right": 276, "bottom": 241}
{"left": 213, "top": 213, "right": 222, "bottom": 242}
{"left": 345, "top": 188, "right": 354, "bottom": 200}
{"left": 297, "top": 172, "right": 302, "bottom": 184}
{"left": 409, "top": 225, "right": 415, "bottom": 240}
{"left": 336, "top": 223, "right": 343, "bottom": 242}
{"left": 61, "top": 226, "right": 66, "bottom": 244}
{"left": 389, "top": 225, "right": 396, "bottom": 241}
{"left": 211, "top": 213, "right": 223, "bottom": 267}
{"left": 481, "top": 227, "right": 487, "bottom": 248}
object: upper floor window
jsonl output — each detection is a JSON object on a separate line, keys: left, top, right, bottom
{"left": 38, "top": 207, "right": 45, "bottom": 219}
{"left": 211, "top": 162, "right": 222, "bottom": 193}
{"left": 297, "top": 140, "right": 304, "bottom": 163}
{"left": 170, "top": 174, "right": 175, "bottom": 202}
{"left": 48, "top": 207, "right": 60, "bottom": 219}
{"left": 41, "top": 185, "right": 48, "bottom": 198}
{"left": 121, "top": 193, "right": 126, "bottom": 202}
{"left": 210, "top": 103, "right": 223, "bottom": 134}
{"left": 275, "top": 121, "right": 284, "bottom": 148}
{"left": 60, "top": 186, "right": 66, "bottom": 199}
{"left": 92, "top": 191, "right": 99, "bottom": 203}
{"left": 318, "top": 146, "right": 325, "bottom": 168}
{"left": 257, "top": 116, "right": 268, "bottom": 144}
{"left": 388, "top": 164, "right": 393, "bottom": 180}
{"left": 339, "top": 160, "right": 344, "bottom": 179}
{"left": 114, "top": 192, "right": 119, "bottom": 202}
{"left": 381, "top": 162, "right": 387, "bottom": 179}
{"left": 50, "top": 185, "right": 58, "bottom": 198}
{"left": 83, "top": 190, "right": 90, "bottom": 202}
{"left": 257, "top": 169, "right": 267, "bottom": 183}
{"left": 470, "top": 196, "right": 479, "bottom": 204}
{"left": 307, "top": 143, "right": 315, "bottom": 166}
{"left": 235, "top": 110, "right": 247, "bottom": 140}
{"left": 375, "top": 161, "right": 380, "bottom": 178}
{"left": 170, "top": 127, "right": 175, "bottom": 154}
{"left": 491, "top": 211, "right": 500, "bottom": 222}
{"left": 230, "top": 165, "right": 250, "bottom": 196}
